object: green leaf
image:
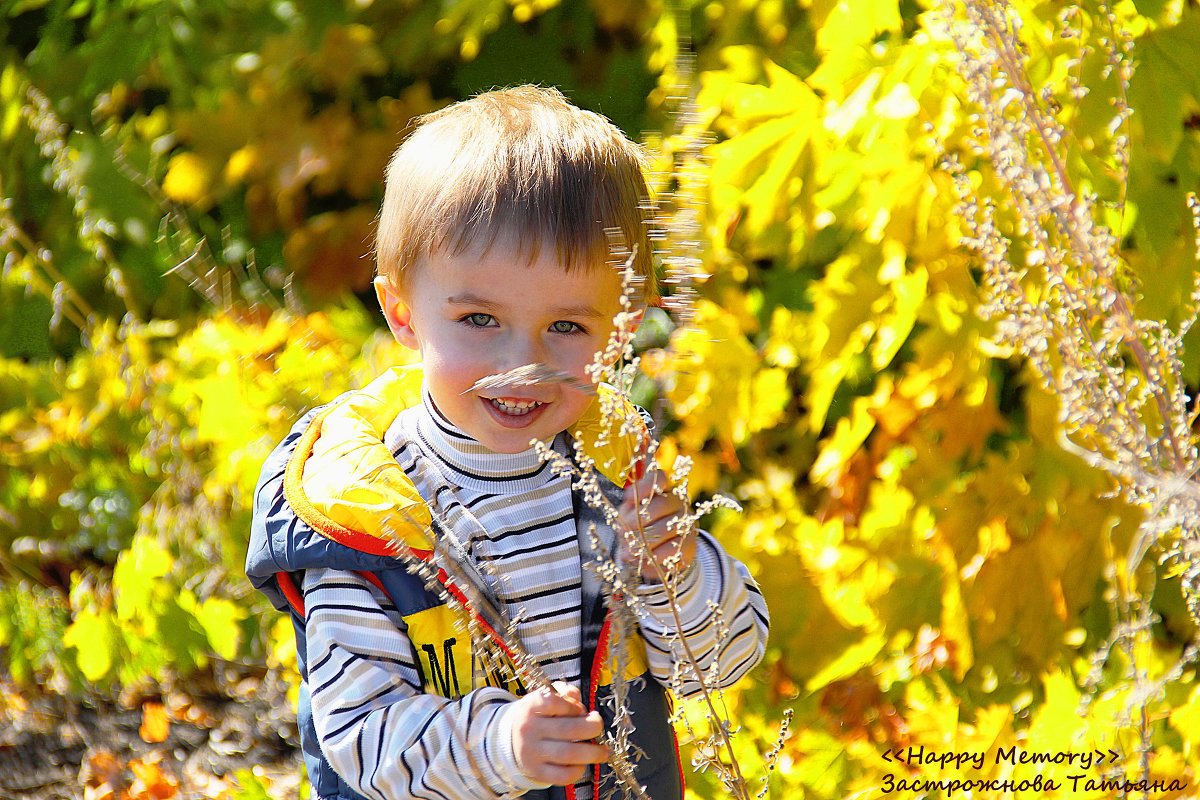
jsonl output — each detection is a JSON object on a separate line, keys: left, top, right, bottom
{"left": 190, "top": 594, "right": 246, "bottom": 661}
{"left": 230, "top": 770, "right": 274, "bottom": 800}
{"left": 63, "top": 608, "right": 120, "bottom": 683}
{"left": 1129, "top": 33, "right": 1193, "bottom": 162}
{"left": 156, "top": 593, "right": 210, "bottom": 675}
{"left": 113, "top": 534, "right": 173, "bottom": 622}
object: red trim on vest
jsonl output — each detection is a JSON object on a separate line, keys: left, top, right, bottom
{"left": 279, "top": 571, "right": 389, "bottom": 621}
{"left": 590, "top": 610, "right": 614, "bottom": 800}
{"left": 663, "top": 689, "right": 686, "bottom": 791}
{"left": 276, "top": 572, "right": 306, "bottom": 617}
{"left": 588, "top": 606, "right": 686, "bottom": 799}
{"left": 672, "top": 728, "right": 686, "bottom": 794}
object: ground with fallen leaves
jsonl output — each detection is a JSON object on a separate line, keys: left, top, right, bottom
{"left": 0, "top": 669, "right": 304, "bottom": 800}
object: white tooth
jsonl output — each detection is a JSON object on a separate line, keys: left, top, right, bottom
{"left": 489, "top": 398, "right": 543, "bottom": 414}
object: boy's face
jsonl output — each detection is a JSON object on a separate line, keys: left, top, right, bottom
{"left": 376, "top": 238, "right": 629, "bottom": 454}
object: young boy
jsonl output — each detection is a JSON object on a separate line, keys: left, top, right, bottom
{"left": 246, "top": 86, "right": 769, "bottom": 800}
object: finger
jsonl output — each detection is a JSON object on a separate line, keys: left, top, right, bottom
{"left": 624, "top": 466, "right": 667, "bottom": 503}
{"left": 652, "top": 534, "right": 697, "bottom": 566}
{"left": 622, "top": 507, "right": 691, "bottom": 553}
{"left": 628, "top": 460, "right": 676, "bottom": 503}
{"left": 628, "top": 535, "right": 679, "bottom": 572}
{"left": 525, "top": 711, "right": 603, "bottom": 746}
{"left": 540, "top": 738, "right": 609, "bottom": 767}
{"left": 617, "top": 518, "right": 676, "bottom": 563}
{"left": 532, "top": 684, "right": 586, "bottom": 717}
{"left": 616, "top": 528, "right": 657, "bottom": 565}
{"left": 618, "top": 491, "right": 673, "bottom": 532}
{"left": 558, "top": 709, "right": 603, "bottom": 742}
{"left": 624, "top": 485, "right": 689, "bottom": 532}
{"left": 640, "top": 495, "right": 689, "bottom": 528}
{"left": 549, "top": 681, "right": 588, "bottom": 714}
{"left": 551, "top": 681, "right": 583, "bottom": 706}
{"left": 649, "top": 534, "right": 681, "bottom": 559}
{"left": 531, "top": 762, "right": 588, "bottom": 787}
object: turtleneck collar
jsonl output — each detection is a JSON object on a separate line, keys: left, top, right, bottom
{"left": 410, "top": 391, "right": 562, "bottom": 494}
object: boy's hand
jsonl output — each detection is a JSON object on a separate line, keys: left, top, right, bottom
{"left": 510, "top": 682, "right": 607, "bottom": 786}
{"left": 618, "top": 462, "right": 697, "bottom": 582}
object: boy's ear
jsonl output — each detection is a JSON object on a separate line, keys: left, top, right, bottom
{"left": 374, "top": 276, "right": 419, "bottom": 350}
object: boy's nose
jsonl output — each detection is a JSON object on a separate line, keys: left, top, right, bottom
{"left": 499, "top": 334, "right": 547, "bottom": 369}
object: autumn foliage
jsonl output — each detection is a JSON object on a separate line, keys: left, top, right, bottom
{"left": 4, "top": 0, "right": 1200, "bottom": 797}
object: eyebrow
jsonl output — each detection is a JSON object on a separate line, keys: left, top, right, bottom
{"left": 446, "top": 293, "right": 605, "bottom": 318}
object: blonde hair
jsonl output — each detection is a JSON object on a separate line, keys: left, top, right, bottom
{"left": 375, "top": 85, "right": 656, "bottom": 300}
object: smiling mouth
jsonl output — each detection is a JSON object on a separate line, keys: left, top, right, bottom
{"left": 489, "top": 397, "right": 545, "bottom": 416}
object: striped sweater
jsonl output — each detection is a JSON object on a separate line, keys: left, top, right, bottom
{"left": 301, "top": 395, "right": 769, "bottom": 799}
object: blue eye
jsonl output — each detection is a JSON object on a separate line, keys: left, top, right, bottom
{"left": 462, "top": 313, "right": 496, "bottom": 328}
{"left": 551, "top": 321, "right": 583, "bottom": 334}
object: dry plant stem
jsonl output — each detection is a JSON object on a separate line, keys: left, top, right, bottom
{"left": 955, "top": 4, "right": 1200, "bottom": 790}
{"left": 1097, "top": 0, "right": 1134, "bottom": 213}
{"left": 11, "top": 251, "right": 89, "bottom": 332}
{"left": 161, "top": 240, "right": 207, "bottom": 281}
{"left": 624, "top": 480, "right": 750, "bottom": 800}
{"left": 464, "top": 363, "right": 598, "bottom": 397}
{"left": 596, "top": 602, "right": 648, "bottom": 799}
{"left": 25, "top": 87, "right": 139, "bottom": 323}
{"left": 973, "top": 4, "right": 1187, "bottom": 468}
{"left": 374, "top": 514, "right": 555, "bottom": 792}
{"left": 955, "top": 7, "right": 1200, "bottom": 579}
{"left": 0, "top": 194, "right": 93, "bottom": 331}
{"left": 962, "top": 0, "right": 1200, "bottom": 605}
{"left": 161, "top": 238, "right": 235, "bottom": 312}
{"left": 381, "top": 514, "right": 550, "bottom": 691}
{"left": 756, "top": 708, "right": 792, "bottom": 800}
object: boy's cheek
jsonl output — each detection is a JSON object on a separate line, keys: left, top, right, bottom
{"left": 425, "top": 358, "right": 483, "bottom": 390}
